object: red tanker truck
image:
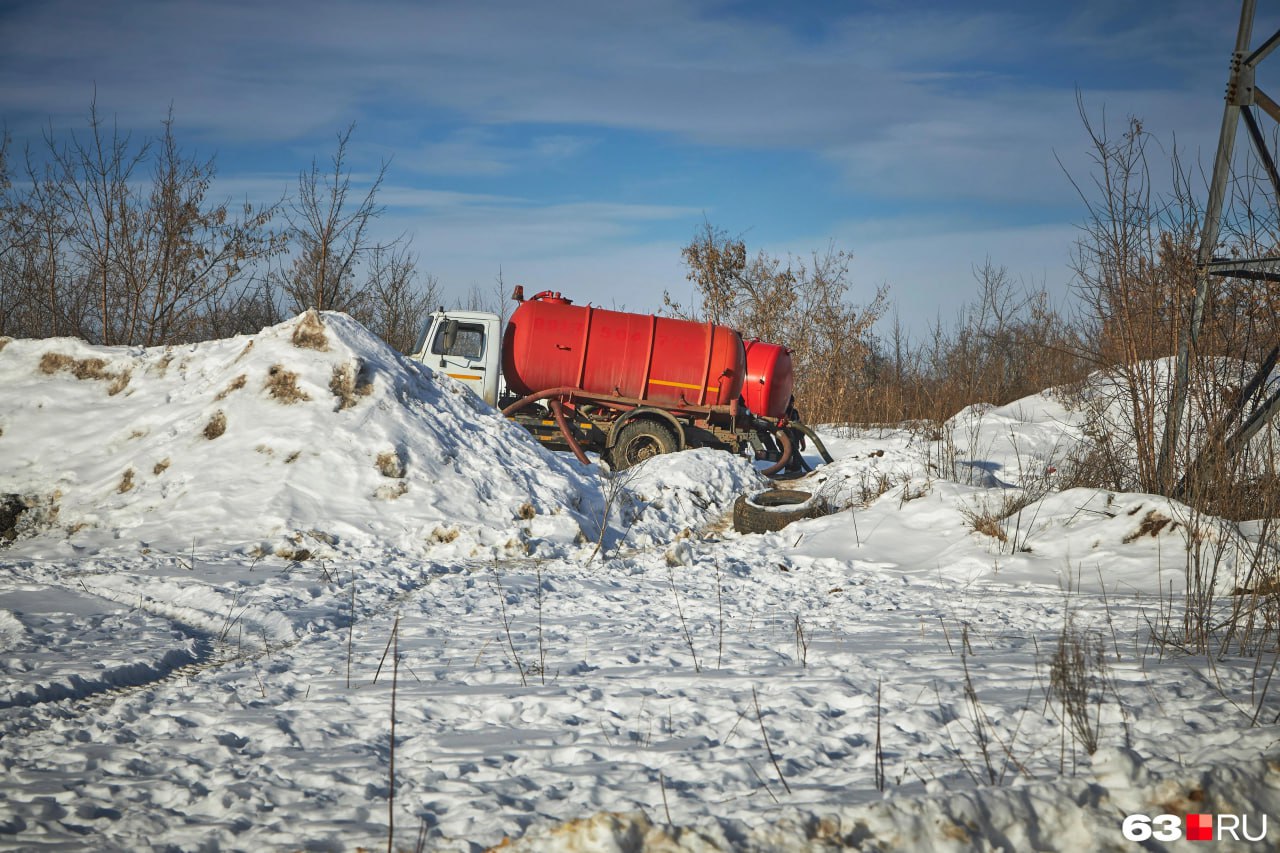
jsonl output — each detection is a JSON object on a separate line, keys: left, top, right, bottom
{"left": 410, "top": 288, "right": 831, "bottom": 472}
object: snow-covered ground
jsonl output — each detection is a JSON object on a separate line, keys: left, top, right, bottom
{"left": 2, "top": 313, "right": 1279, "bottom": 852}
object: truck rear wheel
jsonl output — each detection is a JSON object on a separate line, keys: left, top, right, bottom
{"left": 609, "top": 419, "right": 678, "bottom": 469}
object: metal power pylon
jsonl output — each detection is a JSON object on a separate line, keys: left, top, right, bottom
{"left": 1159, "top": 0, "right": 1280, "bottom": 495}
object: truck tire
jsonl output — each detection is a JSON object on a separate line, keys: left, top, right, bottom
{"left": 732, "top": 489, "right": 820, "bottom": 534}
{"left": 609, "top": 419, "right": 678, "bottom": 469}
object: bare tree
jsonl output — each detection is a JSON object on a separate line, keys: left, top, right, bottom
{"left": 361, "top": 243, "right": 438, "bottom": 353}
{"left": 125, "top": 112, "right": 282, "bottom": 344}
{"left": 670, "top": 221, "right": 886, "bottom": 424}
{"left": 0, "top": 102, "right": 280, "bottom": 345}
{"left": 49, "top": 102, "right": 148, "bottom": 344}
{"left": 457, "top": 268, "right": 514, "bottom": 328}
{"left": 1065, "top": 107, "right": 1199, "bottom": 492}
{"left": 280, "top": 123, "right": 390, "bottom": 315}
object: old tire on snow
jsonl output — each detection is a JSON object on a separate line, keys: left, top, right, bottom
{"left": 732, "top": 489, "right": 820, "bottom": 534}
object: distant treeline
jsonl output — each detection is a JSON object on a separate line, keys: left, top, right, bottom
{"left": 0, "top": 106, "right": 442, "bottom": 353}
{"left": 6, "top": 104, "right": 1280, "bottom": 502}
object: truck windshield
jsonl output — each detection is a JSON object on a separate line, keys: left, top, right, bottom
{"left": 431, "top": 323, "right": 485, "bottom": 360}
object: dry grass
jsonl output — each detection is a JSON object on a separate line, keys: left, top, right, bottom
{"left": 291, "top": 310, "right": 329, "bottom": 351}
{"left": 0, "top": 337, "right": 10, "bottom": 352}
{"left": 376, "top": 450, "right": 405, "bottom": 478}
{"left": 265, "top": 365, "right": 310, "bottom": 404}
{"left": 1047, "top": 615, "right": 1108, "bottom": 755}
{"left": 149, "top": 351, "right": 174, "bottom": 377}
{"left": 960, "top": 486, "right": 1046, "bottom": 553}
{"left": 431, "top": 526, "right": 459, "bottom": 544}
{"left": 330, "top": 362, "right": 374, "bottom": 410}
{"left": 203, "top": 410, "right": 227, "bottom": 440}
{"left": 1122, "top": 509, "right": 1178, "bottom": 544}
{"left": 962, "top": 507, "right": 1008, "bottom": 543}
{"left": 153, "top": 458, "right": 170, "bottom": 476}
{"left": 38, "top": 352, "right": 132, "bottom": 395}
{"left": 375, "top": 481, "right": 409, "bottom": 501}
{"left": 518, "top": 501, "right": 537, "bottom": 520}
{"left": 117, "top": 468, "right": 135, "bottom": 493}
{"left": 215, "top": 374, "right": 247, "bottom": 401}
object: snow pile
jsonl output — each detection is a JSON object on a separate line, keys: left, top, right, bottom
{"left": 0, "top": 312, "right": 601, "bottom": 560}
{"left": 608, "top": 448, "right": 765, "bottom": 551}
{"left": 504, "top": 745, "right": 1280, "bottom": 851}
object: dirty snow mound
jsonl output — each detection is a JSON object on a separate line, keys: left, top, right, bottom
{"left": 0, "top": 312, "right": 600, "bottom": 559}
{"left": 610, "top": 449, "right": 764, "bottom": 550}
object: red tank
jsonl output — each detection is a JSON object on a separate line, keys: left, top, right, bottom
{"left": 742, "top": 340, "right": 794, "bottom": 419}
{"left": 502, "top": 292, "right": 746, "bottom": 407}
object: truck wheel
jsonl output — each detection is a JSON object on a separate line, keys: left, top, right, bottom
{"left": 609, "top": 419, "right": 677, "bottom": 469}
{"left": 732, "top": 489, "right": 820, "bottom": 534}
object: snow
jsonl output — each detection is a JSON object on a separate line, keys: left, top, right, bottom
{"left": 2, "top": 314, "right": 1279, "bottom": 851}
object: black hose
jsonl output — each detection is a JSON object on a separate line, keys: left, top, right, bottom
{"left": 795, "top": 422, "right": 833, "bottom": 465}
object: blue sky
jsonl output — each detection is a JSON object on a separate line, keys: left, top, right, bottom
{"left": 0, "top": 0, "right": 1264, "bottom": 335}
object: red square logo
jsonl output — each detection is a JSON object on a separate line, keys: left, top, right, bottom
{"left": 1186, "top": 814, "right": 1213, "bottom": 842}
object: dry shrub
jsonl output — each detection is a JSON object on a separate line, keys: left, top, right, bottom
{"left": 330, "top": 362, "right": 374, "bottom": 410}
{"left": 291, "top": 310, "right": 329, "bottom": 351}
{"left": 265, "top": 365, "right": 310, "bottom": 403}
{"left": 518, "top": 501, "right": 536, "bottom": 520}
{"left": 859, "top": 262, "right": 1086, "bottom": 427}
{"left": 216, "top": 374, "right": 247, "bottom": 400}
{"left": 376, "top": 450, "right": 405, "bottom": 478}
{"left": 203, "top": 410, "right": 227, "bottom": 440}
{"left": 153, "top": 458, "right": 170, "bottom": 476}
{"left": 274, "top": 546, "right": 313, "bottom": 561}
{"left": 39, "top": 352, "right": 132, "bottom": 395}
{"left": 117, "top": 468, "right": 135, "bottom": 493}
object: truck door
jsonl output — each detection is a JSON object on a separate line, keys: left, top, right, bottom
{"left": 425, "top": 317, "right": 500, "bottom": 405}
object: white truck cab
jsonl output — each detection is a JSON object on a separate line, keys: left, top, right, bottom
{"left": 410, "top": 309, "right": 504, "bottom": 406}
